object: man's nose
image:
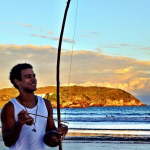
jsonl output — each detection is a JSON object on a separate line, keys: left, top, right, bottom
{"left": 31, "top": 76, "right": 36, "bottom": 81}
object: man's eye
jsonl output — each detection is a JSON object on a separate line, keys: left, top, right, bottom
{"left": 25, "top": 75, "right": 31, "bottom": 78}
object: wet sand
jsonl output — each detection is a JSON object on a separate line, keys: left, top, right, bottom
{"left": 59, "top": 140, "right": 150, "bottom": 150}
{"left": 1, "top": 140, "right": 150, "bottom": 150}
{"left": 0, "top": 130, "right": 150, "bottom": 150}
{"left": 67, "top": 129, "right": 150, "bottom": 137}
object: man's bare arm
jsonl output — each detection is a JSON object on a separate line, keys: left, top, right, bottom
{"left": 44, "top": 99, "right": 68, "bottom": 134}
{"left": 1, "top": 102, "right": 23, "bottom": 147}
{"left": 1, "top": 102, "right": 33, "bottom": 147}
{"left": 44, "top": 99, "right": 56, "bottom": 132}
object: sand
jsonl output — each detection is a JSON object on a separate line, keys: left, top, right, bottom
{"left": 1, "top": 139, "right": 149, "bottom": 150}
{"left": 67, "top": 129, "right": 150, "bottom": 137}
{"left": 0, "top": 130, "right": 150, "bottom": 150}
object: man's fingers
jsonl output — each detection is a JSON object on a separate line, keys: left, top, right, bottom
{"left": 56, "top": 128, "right": 68, "bottom": 133}
{"left": 18, "top": 110, "right": 34, "bottom": 126}
{"left": 56, "top": 129, "right": 67, "bottom": 135}
{"left": 60, "top": 123, "right": 68, "bottom": 128}
{"left": 59, "top": 124, "right": 68, "bottom": 129}
{"left": 56, "top": 125, "right": 68, "bottom": 136}
{"left": 25, "top": 116, "right": 34, "bottom": 126}
{"left": 61, "top": 133, "right": 66, "bottom": 140}
{"left": 56, "top": 131, "right": 64, "bottom": 135}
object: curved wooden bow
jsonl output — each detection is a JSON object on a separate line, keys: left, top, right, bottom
{"left": 56, "top": 0, "right": 71, "bottom": 150}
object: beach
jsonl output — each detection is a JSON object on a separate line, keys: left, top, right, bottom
{"left": 1, "top": 129, "right": 150, "bottom": 150}
{"left": 61, "top": 140, "right": 150, "bottom": 150}
{"left": 1, "top": 106, "right": 150, "bottom": 149}
{"left": 1, "top": 139, "right": 149, "bottom": 150}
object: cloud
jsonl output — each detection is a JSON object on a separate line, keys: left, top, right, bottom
{"left": 80, "top": 35, "right": 91, "bottom": 38}
{"left": 115, "top": 67, "right": 133, "bottom": 74}
{"left": 96, "top": 43, "right": 150, "bottom": 58}
{"left": 79, "top": 78, "right": 150, "bottom": 94}
{"left": 38, "top": 28, "right": 44, "bottom": 31}
{"left": 94, "top": 47, "right": 105, "bottom": 52}
{"left": 62, "top": 83, "right": 76, "bottom": 86}
{"left": 119, "top": 44, "right": 140, "bottom": 47}
{"left": 94, "top": 46, "right": 125, "bottom": 56}
{"left": 14, "top": 23, "right": 46, "bottom": 32}
{"left": 47, "top": 31, "right": 54, "bottom": 35}
{"left": 63, "top": 38, "right": 76, "bottom": 44}
{"left": 30, "top": 34, "right": 51, "bottom": 39}
{"left": 141, "top": 47, "right": 150, "bottom": 51}
{"left": 106, "top": 43, "right": 141, "bottom": 49}
{"left": 14, "top": 23, "right": 34, "bottom": 28}
{"left": 27, "top": 54, "right": 33, "bottom": 58}
{"left": 1, "top": 44, "right": 150, "bottom": 99}
{"left": 144, "top": 52, "right": 150, "bottom": 55}
{"left": 104, "top": 43, "right": 150, "bottom": 56}
{"left": 30, "top": 34, "right": 75, "bottom": 44}
{"left": 89, "top": 31, "right": 99, "bottom": 35}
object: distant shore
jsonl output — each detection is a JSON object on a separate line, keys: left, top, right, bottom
{"left": 0, "top": 86, "right": 147, "bottom": 109}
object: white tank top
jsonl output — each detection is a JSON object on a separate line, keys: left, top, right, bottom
{"left": 9, "top": 96, "right": 48, "bottom": 150}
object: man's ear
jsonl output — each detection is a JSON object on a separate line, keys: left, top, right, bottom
{"left": 14, "top": 79, "right": 20, "bottom": 86}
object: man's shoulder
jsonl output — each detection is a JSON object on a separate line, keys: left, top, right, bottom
{"left": 42, "top": 98, "right": 53, "bottom": 111}
{"left": 43, "top": 98, "right": 51, "bottom": 106}
{"left": 2, "top": 101, "right": 14, "bottom": 109}
{"left": 36, "top": 96, "right": 51, "bottom": 105}
{"left": 1, "top": 101, "right": 14, "bottom": 116}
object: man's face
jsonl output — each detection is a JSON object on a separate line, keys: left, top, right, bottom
{"left": 18, "top": 68, "right": 37, "bottom": 92}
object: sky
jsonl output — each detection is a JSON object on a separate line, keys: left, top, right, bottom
{"left": 0, "top": 0, "right": 150, "bottom": 104}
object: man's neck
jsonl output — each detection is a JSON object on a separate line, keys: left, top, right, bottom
{"left": 17, "top": 92, "right": 37, "bottom": 108}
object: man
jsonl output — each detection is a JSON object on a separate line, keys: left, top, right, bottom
{"left": 1, "top": 63, "right": 68, "bottom": 150}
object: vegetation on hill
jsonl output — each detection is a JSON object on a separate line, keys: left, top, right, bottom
{"left": 0, "top": 86, "right": 146, "bottom": 108}
{"left": 42, "top": 86, "right": 146, "bottom": 108}
{"left": 0, "top": 88, "right": 19, "bottom": 108}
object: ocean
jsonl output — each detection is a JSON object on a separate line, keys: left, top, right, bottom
{"left": 1, "top": 106, "right": 150, "bottom": 131}
{"left": 53, "top": 106, "right": 150, "bottom": 130}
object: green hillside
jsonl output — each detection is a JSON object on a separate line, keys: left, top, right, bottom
{"left": 0, "top": 86, "right": 146, "bottom": 108}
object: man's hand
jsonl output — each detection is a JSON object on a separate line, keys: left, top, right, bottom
{"left": 56, "top": 123, "right": 68, "bottom": 140}
{"left": 43, "top": 124, "right": 68, "bottom": 147}
{"left": 18, "top": 109, "right": 34, "bottom": 126}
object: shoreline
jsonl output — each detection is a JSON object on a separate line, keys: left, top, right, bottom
{"left": 68, "top": 128, "right": 150, "bottom": 131}
{"left": 0, "top": 105, "right": 149, "bottom": 110}
{"left": 66, "top": 129, "right": 150, "bottom": 141}
{"left": 1, "top": 129, "right": 150, "bottom": 143}
{"left": 67, "top": 129, "right": 150, "bottom": 138}
{"left": 1, "top": 131, "right": 150, "bottom": 150}
{"left": 1, "top": 129, "right": 150, "bottom": 136}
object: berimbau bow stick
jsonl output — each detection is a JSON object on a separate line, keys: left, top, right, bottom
{"left": 56, "top": 0, "right": 71, "bottom": 150}
{"left": 28, "top": 112, "right": 69, "bottom": 124}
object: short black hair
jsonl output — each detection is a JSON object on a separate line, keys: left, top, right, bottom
{"left": 9, "top": 63, "right": 33, "bottom": 89}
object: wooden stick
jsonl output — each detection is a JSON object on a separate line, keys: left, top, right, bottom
{"left": 28, "top": 113, "right": 69, "bottom": 124}
{"left": 57, "top": 1, "right": 71, "bottom": 150}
